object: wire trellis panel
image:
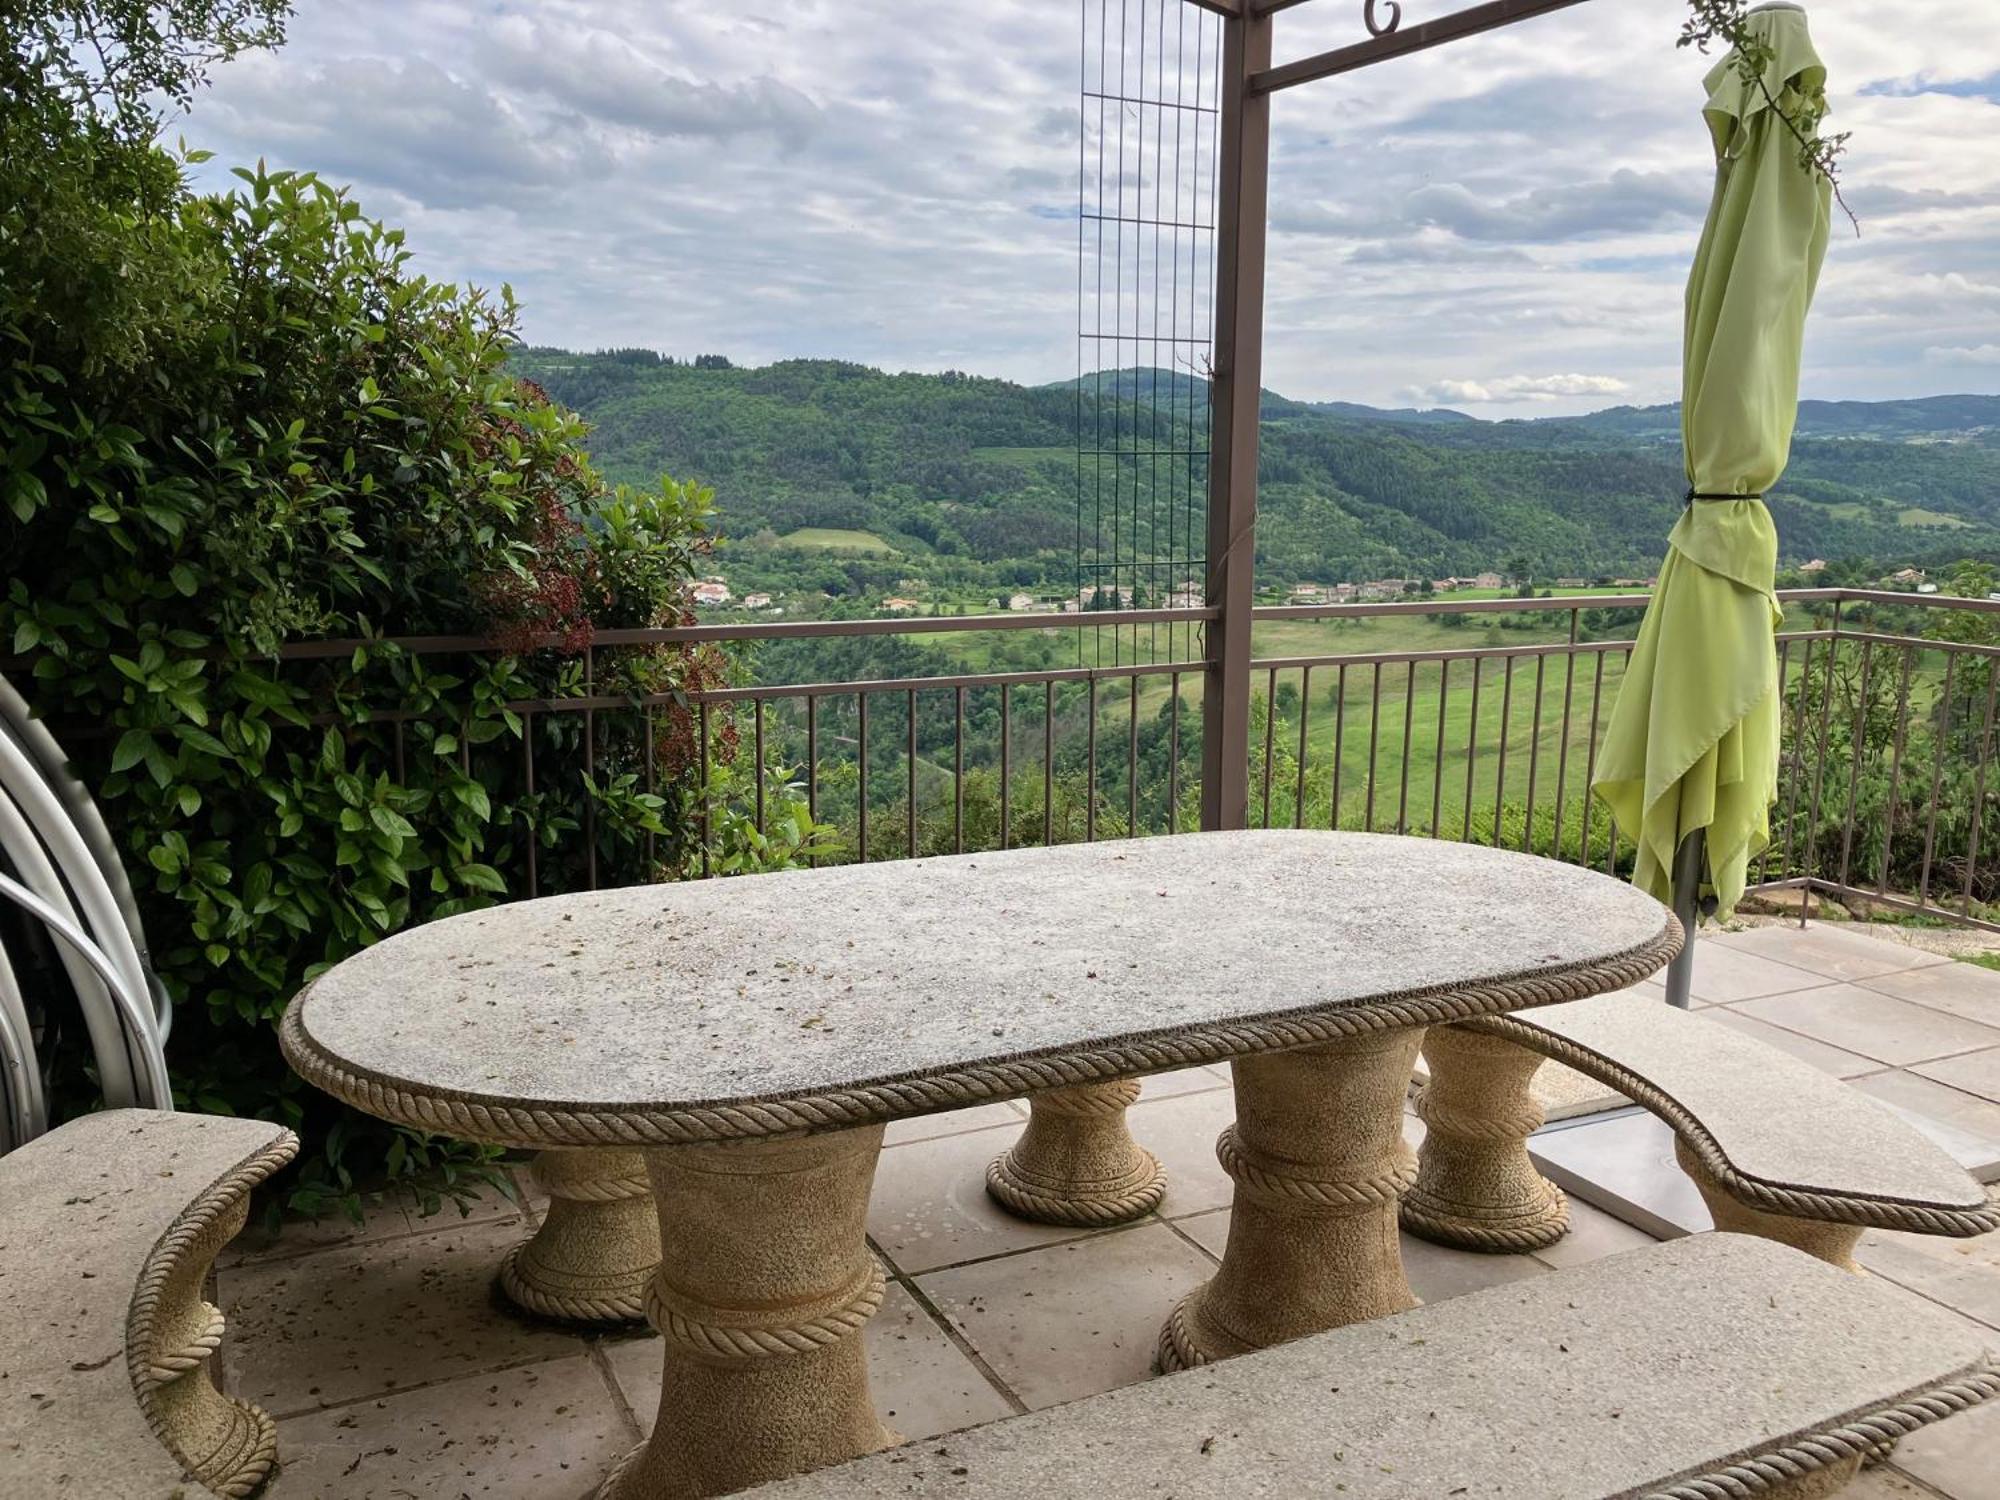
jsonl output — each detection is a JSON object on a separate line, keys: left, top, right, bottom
{"left": 1078, "top": 0, "right": 1220, "bottom": 668}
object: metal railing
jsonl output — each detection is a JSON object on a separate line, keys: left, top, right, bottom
{"left": 221, "top": 586, "right": 2000, "bottom": 931}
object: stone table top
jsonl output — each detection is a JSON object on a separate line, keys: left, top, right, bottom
{"left": 281, "top": 830, "right": 1679, "bottom": 1148}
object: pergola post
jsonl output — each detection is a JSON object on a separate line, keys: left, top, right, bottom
{"left": 1199, "top": 1, "right": 1272, "bottom": 832}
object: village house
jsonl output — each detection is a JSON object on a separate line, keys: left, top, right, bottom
{"left": 742, "top": 592, "right": 773, "bottom": 610}
{"left": 1797, "top": 559, "right": 1828, "bottom": 575}
{"left": 1890, "top": 567, "right": 1926, "bottom": 586}
{"left": 691, "top": 580, "right": 732, "bottom": 607}
{"left": 1007, "top": 592, "right": 1036, "bottom": 611}
{"left": 1469, "top": 571, "right": 1504, "bottom": 589}
{"left": 881, "top": 597, "right": 922, "bottom": 614}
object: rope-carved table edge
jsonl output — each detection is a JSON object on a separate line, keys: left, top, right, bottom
{"left": 279, "top": 917, "right": 1683, "bottom": 1152}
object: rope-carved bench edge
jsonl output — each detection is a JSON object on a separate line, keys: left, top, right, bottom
{"left": 279, "top": 920, "right": 1683, "bottom": 1150}
{"left": 126, "top": 1127, "right": 300, "bottom": 1497}
{"left": 1468, "top": 1013, "right": 2000, "bottom": 1239}
{"left": 1641, "top": 1360, "right": 2000, "bottom": 1500}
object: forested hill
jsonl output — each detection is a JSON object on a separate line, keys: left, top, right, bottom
{"left": 511, "top": 348, "right": 2000, "bottom": 598}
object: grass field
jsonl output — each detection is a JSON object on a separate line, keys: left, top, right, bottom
{"left": 778, "top": 527, "right": 899, "bottom": 555}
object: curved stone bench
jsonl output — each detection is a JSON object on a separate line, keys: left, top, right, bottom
{"left": 744, "top": 1234, "right": 2000, "bottom": 1499}
{"left": 1402, "top": 993, "right": 1998, "bottom": 1265}
{"left": 0, "top": 1109, "right": 298, "bottom": 1499}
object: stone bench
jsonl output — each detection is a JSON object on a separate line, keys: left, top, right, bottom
{"left": 746, "top": 1234, "right": 1999, "bottom": 1500}
{"left": 0, "top": 1109, "right": 298, "bottom": 1499}
{"left": 1400, "top": 992, "right": 1998, "bottom": 1265}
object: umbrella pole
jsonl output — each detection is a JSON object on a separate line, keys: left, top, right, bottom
{"left": 1663, "top": 828, "right": 1706, "bottom": 1009}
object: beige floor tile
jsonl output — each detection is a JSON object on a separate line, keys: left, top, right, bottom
{"left": 1884, "top": 1375, "right": 2000, "bottom": 1498}
{"left": 867, "top": 1124, "right": 1104, "bottom": 1274}
{"left": 1701, "top": 1007, "right": 1885, "bottom": 1078}
{"left": 1849, "top": 1069, "right": 2000, "bottom": 1146}
{"left": 1857, "top": 1226, "right": 2000, "bottom": 1332}
{"left": 1841, "top": 1465, "right": 1964, "bottom": 1498}
{"left": 1732, "top": 985, "right": 2000, "bottom": 1066}
{"left": 1712, "top": 922, "right": 1950, "bottom": 982}
{"left": 1863, "top": 961, "right": 2000, "bottom": 1027}
{"left": 221, "top": 1193, "right": 415, "bottom": 1268}
{"left": 1136, "top": 1065, "right": 1231, "bottom": 1101}
{"left": 885, "top": 1102, "right": 1025, "bottom": 1149}
{"left": 219, "top": 1217, "right": 582, "bottom": 1415}
{"left": 1914, "top": 1047, "right": 2000, "bottom": 1106}
{"left": 1674, "top": 938, "right": 1829, "bottom": 1003}
{"left": 916, "top": 1223, "right": 1212, "bottom": 1409}
{"left": 1399, "top": 1233, "right": 1551, "bottom": 1301}
{"left": 1130, "top": 1086, "right": 1240, "bottom": 1218}
{"left": 1528, "top": 1195, "right": 1662, "bottom": 1270}
{"left": 272, "top": 1355, "right": 630, "bottom": 1499}
{"left": 600, "top": 1282, "right": 1016, "bottom": 1444}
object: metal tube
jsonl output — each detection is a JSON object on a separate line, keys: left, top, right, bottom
{"left": 1663, "top": 827, "right": 1705, "bottom": 1011}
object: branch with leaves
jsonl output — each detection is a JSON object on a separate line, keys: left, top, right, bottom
{"left": 1680, "top": 0, "right": 1857, "bottom": 233}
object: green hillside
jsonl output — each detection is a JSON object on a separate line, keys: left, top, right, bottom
{"left": 511, "top": 349, "right": 2000, "bottom": 602}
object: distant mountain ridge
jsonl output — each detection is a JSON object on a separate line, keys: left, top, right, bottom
{"left": 512, "top": 350, "right": 2000, "bottom": 596}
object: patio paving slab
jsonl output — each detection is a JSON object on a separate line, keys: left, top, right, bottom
{"left": 1913, "top": 1046, "right": 2000, "bottom": 1106}
{"left": 601, "top": 1282, "right": 1017, "bottom": 1445}
{"left": 1673, "top": 937, "right": 1832, "bottom": 1004}
{"left": 883, "top": 1102, "right": 1024, "bottom": 1148}
{"left": 867, "top": 1123, "right": 1106, "bottom": 1274}
{"left": 1128, "top": 1084, "right": 1241, "bottom": 1218}
{"left": 1710, "top": 921, "right": 1952, "bottom": 981}
{"left": 1885, "top": 1380, "right": 2000, "bottom": 1500}
{"left": 1700, "top": 1006, "right": 1885, "bottom": 1078}
{"left": 1860, "top": 960, "right": 2000, "bottom": 1026}
{"left": 1166, "top": 1208, "right": 1549, "bottom": 1301}
{"left": 1136, "top": 1064, "right": 1230, "bottom": 1101}
{"left": 219, "top": 1216, "right": 584, "bottom": 1415}
{"left": 271, "top": 1353, "right": 630, "bottom": 1499}
{"left": 914, "top": 1222, "right": 1214, "bottom": 1410}
{"left": 1731, "top": 983, "right": 2000, "bottom": 1067}
{"left": 1858, "top": 1226, "right": 2000, "bottom": 1333}
{"left": 1530, "top": 1111, "right": 1713, "bottom": 1241}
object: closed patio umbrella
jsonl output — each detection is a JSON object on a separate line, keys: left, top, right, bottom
{"left": 1591, "top": 1, "right": 1832, "bottom": 1006}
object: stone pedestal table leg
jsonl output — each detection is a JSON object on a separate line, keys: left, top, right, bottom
{"left": 1674, "top": 1137, "right": 1864, "bottom": 1272}
{"left": 599, "top": 1124, "right": 893, "bottom": 1500}
{"left": 986, "top": 1080, "right": 1166, "bottom": 1226}
{"left": 1400, "top": 1025, "right": 1569, "bottom": 1253}
{"left": 499, "top": 1148, "right": 660, "bottom": 1323}
{"left": 1158, "top": 1027, "right": 1424, "bottom": 1372}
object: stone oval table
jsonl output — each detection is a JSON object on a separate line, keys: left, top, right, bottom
{"left": 279, "top": 830, "right": 1678, "bottom": 1499}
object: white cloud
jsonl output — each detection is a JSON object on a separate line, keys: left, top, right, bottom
{"left": 1927, "top": 344, "right": 2000, "bottom": 365}
{"left": 164, "top": 0, "right": 2000, "bottom": 414}
{"left": 1403, "top": 374, "right": 1633, "bottom": 406}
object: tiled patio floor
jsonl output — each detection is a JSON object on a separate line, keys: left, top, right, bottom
{"left": 219, "top": 920, "right": 2000, "bottom": 1499}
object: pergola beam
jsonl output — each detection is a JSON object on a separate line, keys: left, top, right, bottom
{"left": 1253, "top": 0, "right": 1594, "bottom": 93}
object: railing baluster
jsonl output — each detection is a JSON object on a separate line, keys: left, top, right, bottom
{"left": 1838, "top": 638, "right": 1874, "bottom": 893}
{"left": 1168, "top": 672, "right": 1182, "bottom": 835}
{"left": 954, "top": 685, "right": 966, "bottom": 855}
{"left": 806, "top": 694, "right": 820, "bottom": 867}
{"left": 1762, "top": 638, "right": 1798, "bottom": 886}
{"left": 525, "top": 711, "right": 539, "bottom": 898}
{"left": 1329, "top": 663, "right": 1347, "bottom": 830}
{"left": 1001, "top": 683, "right": 1013, "bottom": 851}
{"left": 858, "top": 691, "right": 870, "bottom": 865}
{"left": 584, "top": 645, "right": 598, "bottom": 890}
{"left": 1522, "top": 651, "right": 1545, "bottom": 855}
{"left": 698, "top": 699, "right": 711, "bottom": 880}
{"left": 1087, "top": 676, "right": 1099, "bottom": 842}
{"left": 1580, "top": 650, "right": 1606, "bottom": 867}
{"left": 1294, "top": 666, "right": 1312, "bottom": 830}
{"left": 1462, "top": 656, "right": 1482, "bottom": 843}
{"left": 1261, "top": 665, "right": 1278, "bottom": 830}
{"left": 1127, "top": 674, "right": 1140, "bottom": 837}
{"left": 1364, "top": 663, "right": 1382, "bottom": 832}
{"left": 1799, "top": 601, "right": 1843, "bottom": 918}
{"left": 1430, "top": 659, "right": 1448, "bottom": 838}
{"left": 1960, "top": 652, "right": 1999, "bottom": 917}
{"left": 1553, "top": 628, "right": 1577, "bottom": 863}
{"left": 1044, "top": 680, "right": 1055, "bottom": 847}
{"left": 755, "top": 698, "right": 767, "bottom": 836}
{"left": 1396, "top": 660, "right": 1415, "bottom": 835}
{"left": 1919, "top": 651, "right": 1956, "bottom": 909}
{"left": 1877, "top": 647, "right": 1916, "bottom": 897}
{"left": 639, "top": 707, "right": 653, "bottom": 877}
{"left": 908, "top": 687, "right": 919, "bottom": 860}
{"left": 1493, "top": 657, "right": 1515, "bottom": 848}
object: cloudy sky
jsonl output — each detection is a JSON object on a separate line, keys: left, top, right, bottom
{"left": 175, "top": 1, "right": 2000, "bottom": 415}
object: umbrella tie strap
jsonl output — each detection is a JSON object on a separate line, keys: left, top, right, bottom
{"left": 1686, "top": 488, "right": 1765, "bottom": 505}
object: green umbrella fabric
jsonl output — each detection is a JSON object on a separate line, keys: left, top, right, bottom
{"left": 1592, "top": 1, "right": 1832, "bottom": 919}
